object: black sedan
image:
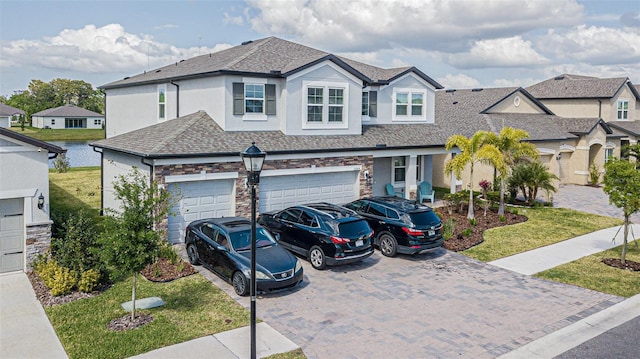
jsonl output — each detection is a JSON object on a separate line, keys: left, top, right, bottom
{"left": 185, "top": 217, "right": 303, "bottom": 296}
{"left": 344, "top": 196, "right": 444, "bottom": 257}
{"left": 259, "top": 203, "right": 374, "bottom": 269}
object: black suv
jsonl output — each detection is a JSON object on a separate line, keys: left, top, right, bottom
{"left": 259, "top": 203, "right": 374, "bottom": 269}
{"left": 344, "top": 196, "right": 443, "bottom": 257}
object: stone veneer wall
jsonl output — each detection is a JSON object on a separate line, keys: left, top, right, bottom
{"left": 25, "top": 222, "right": 52, "bottom": 270}
{"left": 154, "top": 155, "right": 373, "bottom": 240}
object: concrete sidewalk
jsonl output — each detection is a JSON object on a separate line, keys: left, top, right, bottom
{"left": 489, "top": 223, "right": 640, "bottom": 275}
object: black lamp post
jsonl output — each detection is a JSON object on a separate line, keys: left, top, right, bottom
{"left": 241, "top": 142, "right": 266, "bottom": 359}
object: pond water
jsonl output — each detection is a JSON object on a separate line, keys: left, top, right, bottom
{"left": 48, "top": 140, "right": 101, "bottom": 168}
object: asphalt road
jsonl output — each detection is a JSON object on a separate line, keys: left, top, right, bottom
{"left": 555, "top": 316, "right": 640, "bottom": 359}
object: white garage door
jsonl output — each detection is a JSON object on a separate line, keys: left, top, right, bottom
{"left": 1, "top": 198, "right": 24, "bottom": 273}
{"left": 260, "top": 171, "right": 359, "bottom": 212}
{"left": 167, "top": 180, "right": 234, "bottom": 243}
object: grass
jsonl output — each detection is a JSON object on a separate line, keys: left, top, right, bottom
{"left": 46, "top": 274, "right": 250, "bottom": 359}
{"left": 463, "top": 207, "right": 623, "bottom": 262}
{"left": 8, "top": 126, "right": 105, "bottom": 141}
{"left": 536, "top": 243, "right": 640, "bottom": 298}
{"left": 49, "top": 166, "right": 101, "bottom": 218}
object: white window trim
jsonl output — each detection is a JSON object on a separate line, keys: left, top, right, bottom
{"left": 393, "top": 88, "right": 427, "bottom": 122}
{"left": 391, "top": 156, "right": 406, "bottom": 185}
{"left": 243, "top": 83, "right": 268, "bottom": 121}
{"left": 302, "top": 80, "right": 349, "bottom": 129}
{"left": 617, "top": 99, "right": 629, "bottom": 120}
{"left": 158, "top": 84, "right": 167, "bottom": 121}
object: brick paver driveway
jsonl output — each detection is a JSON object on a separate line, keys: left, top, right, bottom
{"left": 192, "top": 248, "right": 621, "bottom": 358}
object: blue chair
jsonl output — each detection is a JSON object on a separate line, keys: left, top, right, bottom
{"left": 418, "top": 181, "right": 435, "bottom": 204}
{"left": 385, "top": 183, "right": 403, "bottom": 198}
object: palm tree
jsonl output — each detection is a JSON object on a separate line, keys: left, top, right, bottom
{"left": 445, "top": 131, "right": 503, "bottom": 220}
{"left": 485, "top": 127, "right": 539, "bottom": 215}
{"left": 508, "top": 160, "right": 559, "bottom": 205}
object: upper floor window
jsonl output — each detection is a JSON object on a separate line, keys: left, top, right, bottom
{"left": 233, "top": 82, "right": 276, "bottom": 117}
{"left": 158, "top": 85, "right": 166, "bottom": 120}
{"left": 617, "top": 99, "right": 628, "bottom": 120}
{"left": 361, "top": 91, "right": 377, "bottom": 118}
{"left": 393, "top": 89, "right": 426, "bottom": 121}
{"left": 303, "top": 81, "right": 349, "bottom": 129}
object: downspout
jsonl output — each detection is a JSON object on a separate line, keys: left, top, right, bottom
{"left": 140, "top": 158, "right": 154, "bottom": 187}
{"left": 170, "top": 81, "right": 180, "bottom": 117}
{"left": 598, "top": 99, "right": 602, "bottom": 119}
{"left": 92, "top": 146, "right": 104, "bottom": 215}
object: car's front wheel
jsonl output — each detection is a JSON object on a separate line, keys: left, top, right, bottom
{"left": 186, "top": 244, "right": 200, "bottom": 265}
{"left": 378, "top": 233, "right": 398, "bottom": 257}
{"left": 232, "top": 272, "right": 249, "bottom": 296}
{"left": 309, "top": 246, "right": 327, "bottom": 270}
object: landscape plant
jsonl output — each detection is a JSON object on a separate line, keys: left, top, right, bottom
{"left": 508, "top": 160, "right": 559, "bottom": 205}
{"left": 50, "top": 210, "right": 103, "bottom": 275}
{"left": 589, "top": 163, "right": 600, "bottom": 185}
{"left": 602, "top": 158, "right": 640, "bottom": 265}
{"left": 621, "top": 143, "right": 640, "bottom": 169}
{"left": 53, "top": 153, "right": 70, "bottom": 173}
{"left": 98, "top": 167, "right": 172, "bottom": 320}
{"left": 445, "top": 131, "right": 503, "bottom": 220}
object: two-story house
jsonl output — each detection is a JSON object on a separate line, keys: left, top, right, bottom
{"left": 527, "top": 74, "right": 640, "bottom": 154}
{"left": 93, "top": 37, "right": 446, "bottom": 243}
{"left": 430, "top": 87, "right": 620, "bottom": 190}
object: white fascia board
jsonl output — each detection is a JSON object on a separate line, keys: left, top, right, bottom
{"left": 388, "top": 72, "right": 437, "bottom": 90}
{"left": 165, "top": 171, "right": 239, "bottom": 183}
{"left": 261, "top": 165, "right": 362, "bottom": 177}
{"left": 537, "top": 147, "right": 556, "bottom": 155}
{"left": 372, "top": 147, "right": 449, "bottom": 158}
{"left": 0, "top": 188, "right": 38, "bottom": 200}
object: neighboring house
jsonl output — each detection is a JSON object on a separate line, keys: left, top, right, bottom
{"left": 0, "top": 128, "right": 65, "bottom": 273}
{"left": 31, "top": 104, "right": 104, "bottom": 129}
{"left": 94, "top": 36, "right": 446, "bottom": 243}
{"left": 430, "top": 87, "right": 621, "bottom": 191}
{"left": 0, "top": 102, "right": 25, "bottom": 128}
{"left": 527, "top": 74, "right": 640, "bottom": 148}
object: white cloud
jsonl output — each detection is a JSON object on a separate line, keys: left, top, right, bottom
{"left": 224, "top": 12, "right": 244, "bottom": 25}
{"left": 448, "top": 36, "right": 551, "bottom": 69}
{"left": 538, "top": 25, "right": 640, "bottom": 65}
{"left": 0, "top": 24, "right": 232, "bottom": 75}
{"left": 245, "top": 0, "right": 584, "bottom": 53}
{"left": 153, "top": 24, "right": 179, "bottom": 30}
{"left": 437, "top": 74, "right": 481, "bottom": 89}
{"left": 493, "top": 77, "right": 539, "bottom": 88}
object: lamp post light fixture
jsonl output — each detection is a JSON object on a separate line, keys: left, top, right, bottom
{"left": 240, "top": 142, "right": 266, "bottom": 359}
{"left": 37, "top": 193, "right": 45, "bottom": 209}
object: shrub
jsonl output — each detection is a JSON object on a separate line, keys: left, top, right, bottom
{"left": 462, "top": 228, "right": 472, "bottom": 237}
{"left": 486, "top": 191, "right": 501, "bottom": 203}
{"left": 51, "top": 211, "right": 104, "bottom": 278}
{"left": 78, "top": 269, "right": 101, "bottom": 293}
{"left": 50, "top": 267, "right": 78, "bottom": 296}
{"left": 468, "top": 218, "right": 477, "bottom": 226}
{"left": 442, "top": 218, "right": 456, "bottom": 240}
{"left": 589, "top": 163, "right": 600, "bottom": 185}
{"left": 35, "top": 258, "right": 60, "bottom": 289}
{"left": 158, "top": 241, "right": 180, "bottom": 265}
{"left": 53, "top": 153, "right": 70, "bottom": 173}
{"left": 499, "top": 215, "right": 506, "bottom": 222}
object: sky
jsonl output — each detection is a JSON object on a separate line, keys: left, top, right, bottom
{"left": 0, "top": 0, "right": 639, "bottom": 97}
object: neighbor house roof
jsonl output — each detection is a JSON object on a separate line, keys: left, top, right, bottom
{"left": 0, "top": 128, "right": 66, "bottom": 154}
{"left": 608, "top": 120, "right": 640, "bottom": 137}
{"left": 32, "top": 104, "right": 104, "bottom": 118}
{"left": 100, "top": 36, "right": 443, "bottom": 90}
{"left": 91, "top": 111, "right": 452, "bottom": 158}
{"left": 0, "top": 102, "right": 25, "bottom": 116}
{"left": 526, "top": 74, "right": 640, "bottom": 100}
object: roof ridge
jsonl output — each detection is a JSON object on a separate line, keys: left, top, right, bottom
{"left": 225, "top": 37, "right": 276, "bottom": 69}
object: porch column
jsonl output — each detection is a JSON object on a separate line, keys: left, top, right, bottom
{"left": 405, "top": 155, "right": 417, "bottom": 199}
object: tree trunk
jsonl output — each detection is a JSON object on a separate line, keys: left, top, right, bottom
{"left": 498, "top": 178, "right": 506, "bottom": 216}
{"left": 468, "top": 165, "right": 475, "bottom": 220}
{"left": 131, "top": 272, "right": 137, "bottom": 321}
{"left": 622, "top": 215, "right": 629, "bottom": 265}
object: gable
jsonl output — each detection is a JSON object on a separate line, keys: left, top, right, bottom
{"left": 485, "top": 91, "right": 548, "bottom": 114}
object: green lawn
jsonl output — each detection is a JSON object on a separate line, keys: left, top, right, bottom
{"left": 463, "top": 207, "right": 623, "bottom": 262}
{"left": 49, "top": 167, "right": 101, "bottom": 219}
{"left": 9, "top": 126, "right": 105, "bottom": 141}
{"left": 536, "top": 243, "right": 640, "bottom": 298}
{"left": 46, "top": 274, "right": 250, "bottom": 359}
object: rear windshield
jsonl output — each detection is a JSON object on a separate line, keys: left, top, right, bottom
{"left": 409, "top": 210, "right": 441, "bottom": 226}
{"left": 338, "top": 219, "right": 372, "bottom": 238}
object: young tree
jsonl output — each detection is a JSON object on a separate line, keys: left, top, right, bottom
{"left": 445, "top": 131, "right": 503, "bottom": 220}
{"left": 485, "top": 127, "right": 539, "bottom": 215}
{"left": 622, "top": 143, "right": 640, "bottom": 169}
{"left": 99, "top": 167, "right": 171, "bottom": 320}
{"left": 603, "top": 158, "right": 640, "bottom": 265}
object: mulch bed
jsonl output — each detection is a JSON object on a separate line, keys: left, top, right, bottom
{"left": 140, "top": 257, "right": 198, "bottom": 282}
{"left": 27, "top": 270, "right": 108, "bottom": 307}
{"left": 109, "top": 313, "right": 154, "bottom": 331}
{"left": 601, "top": 258, "right": 640, "bottom": 271}
{"left": 435, "top": 207, "right": 528, "bottom": 252}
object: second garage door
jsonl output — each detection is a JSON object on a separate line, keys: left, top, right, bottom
{"left": 167, "top": 180, "right": 234, "bottom": 243}
{"left": 260, "top": 171, "right": 359, "bottom": 212}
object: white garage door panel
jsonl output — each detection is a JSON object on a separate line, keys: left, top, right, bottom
{"left": 260, "top": 171, "right": 359, "bottom": 213}
{"left": 1, "top": 198, "right": 24, "bottom": 273}
{"left": 167, "top": 180, "right": 234, "bottom": 244}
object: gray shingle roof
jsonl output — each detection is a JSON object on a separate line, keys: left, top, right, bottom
{"left": 32, "top": 104, "right": 103, "bottom": 117}
{"left": 608, "top": 121, "right": 640, "bottom": 137}
{"left": 0, "top": 128, "right": 65, "bottom": 154}
{"left": 91, "top": 111, "right": 451, "bottom": 158}
{"left": 526, "top": 74, "right": 632, "bottom": 99}
{"left": 100, "top": 37, "right": 442, "bottom": 90}
{"left": 0, "top": 102, "right": 25, "bottom": 116}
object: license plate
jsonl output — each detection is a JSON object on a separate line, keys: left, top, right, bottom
{"left": 356, "top": 240, "right": 363, "bottom": 247}
{"left": 428, "top": 230, "right": 435, "bottom": 236}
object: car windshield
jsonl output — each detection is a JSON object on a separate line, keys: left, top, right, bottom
{"left": 409, "top": 210, "right": 441, "bottom": 226}
{"left": 229, "top": 228, "right": 276, "bottom": 251}
{"left": 338, "top": 219, "right": 372, "bottom": 239}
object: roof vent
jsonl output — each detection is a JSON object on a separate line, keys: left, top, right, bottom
{"left": 241, "top": 40, "right": 253, "bottom": 45}
{"left": 180, "top": 59, "right": 185, "bottom": 62}
{"left": 472, "top": 88, "right": 483, "bottom": 92}
{"left": 453, "top": 101, "right": 458, "bottom": 105}
{"left": 270, "top": 70, "right": 281, "bottom": 75}
{"left": 375, "top": 143, "right": 387, "bottom": 148}
{"left": 124, "top": 76, "right": 130, "bottom": 80}
{"left": 445, "top": 89, "right": 456, "bottom": 93}
{"left": 554, "top": 76, "right": 565, "bottom": 80}
{"left": 155, "top": 69, "right": 161, "bottom": 73}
